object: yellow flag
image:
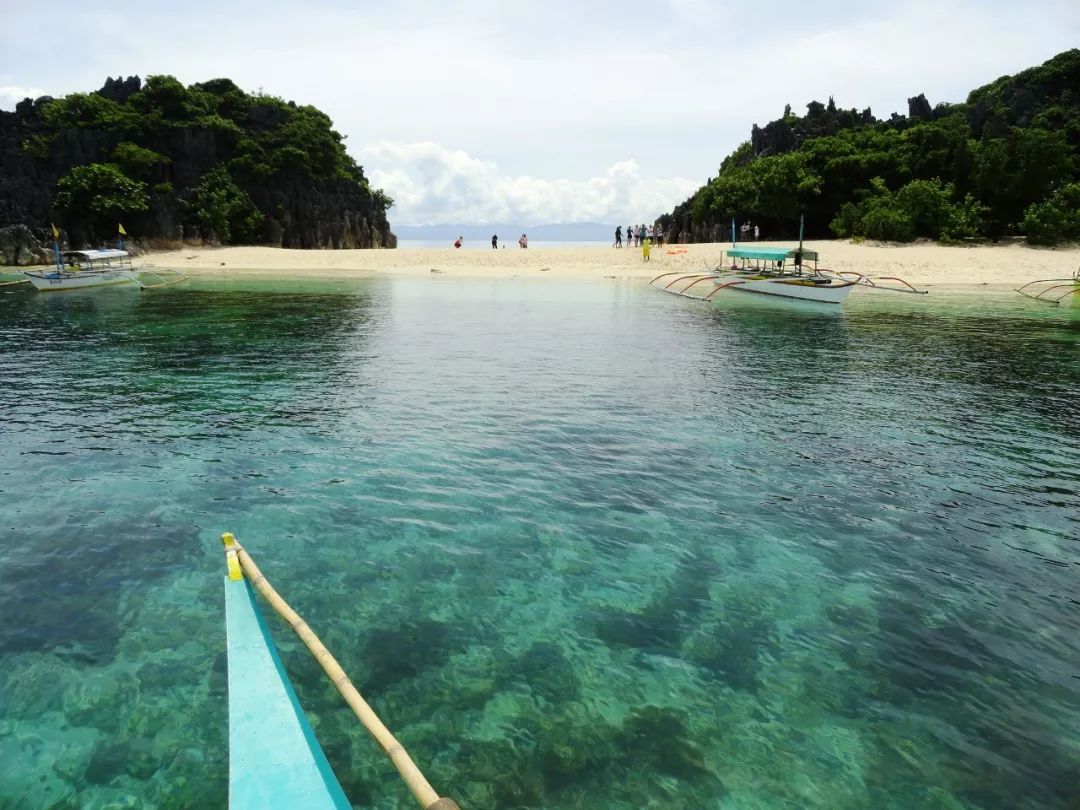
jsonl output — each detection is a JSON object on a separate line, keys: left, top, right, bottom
{"left": 118, "top": 223, "right": 127, "bottom": 236}
{"left": 51, "top": 223, "right": 60, "bottom": 239}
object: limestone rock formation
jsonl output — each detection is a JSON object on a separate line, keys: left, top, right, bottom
{"left": 0, "top": 75, "right": 396, "bottom": 262}
{"left": 0, "top": 224, "right": 51, "bottom": 266}
{"left": 908, "top": 93, "right": 933, "bottom": 120}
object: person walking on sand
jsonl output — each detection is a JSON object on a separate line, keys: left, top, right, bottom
{"left": 642, "top": 236, "right": 651, "bottom": 262}
{"left": 615, "top": 226, "right": 622, "bottom": 248}
{"left": 519, "top": 234, "right": 528, "bottom": 249}
{"left": 454, "top": 236, "right": 463, "bottom": 249}
{"left": 492, "top": 234, "right": 498, "bottom": 249}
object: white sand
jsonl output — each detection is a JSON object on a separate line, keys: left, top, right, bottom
{"left": 148, "top": 240, "right": 1080, "bottom": 288}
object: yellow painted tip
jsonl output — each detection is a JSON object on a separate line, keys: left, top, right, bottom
{"left": 221, "top": 532, "right": 236, "bottom": 548}
{"left": 226, "top": 553, "right": 243, "bottom": 581}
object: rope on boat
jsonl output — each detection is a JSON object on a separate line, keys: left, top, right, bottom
{"left": 221, "top": 533, "right": 461, "bottom": 810}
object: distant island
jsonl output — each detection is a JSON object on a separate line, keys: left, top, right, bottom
{"left": 0, "top": 75, "right": 395, "bottom": 263}
{"left": 659, "top": 49, "right": 1080, "bottom": 246}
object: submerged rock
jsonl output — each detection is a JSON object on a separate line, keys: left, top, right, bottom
{"left": 84, "top": 737, "right": 131, "bottom": 785}
{"left": 62, "top": 671, "right": 139, "bottom": 731}
{"left": 507, "top": 641, "right": 579, "bottom": 704}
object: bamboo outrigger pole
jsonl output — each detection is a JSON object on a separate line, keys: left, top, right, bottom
{"left": 222, "top": 533, "right": 460, "bottom": 810}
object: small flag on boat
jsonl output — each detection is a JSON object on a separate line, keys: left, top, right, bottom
{"left": 118, "top": 223, "right": 127, "bottom": 236}
{"left": 51, "top": 223, "right": 60, "bottom": 239}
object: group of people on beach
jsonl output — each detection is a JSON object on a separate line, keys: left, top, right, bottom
{"left": 614, "top": 224, "right": 663, "bottom": 249}
{"left": 741, "top": 222, "right": 761, "bottom": 241}
{"left": 455, "top": 234, "right": 528, "bottom": 249}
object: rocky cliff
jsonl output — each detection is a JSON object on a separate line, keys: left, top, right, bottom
{"left": 0, "top": 76, "right": 395, "bottom": 263}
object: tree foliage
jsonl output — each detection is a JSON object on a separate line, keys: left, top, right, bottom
{"left": 1021, "top": 183, "right": 1080, "bottom": 245}
{"left": 33, "top": 74, "right": 390, "bottom": 244}
{"left": 183, "top": 166, "right": 263, "bottom": 244}
{"left": 55, "top": 164, "right": 149, "bottom": 234}
{"left": 829, "top": 178, "right": 986, "bottom": 243}
{"left": 667, "top": 49, "right": 1080, "bottom": 245}
{"left": 111, "top": 142, "right": 170, "bottom": 180}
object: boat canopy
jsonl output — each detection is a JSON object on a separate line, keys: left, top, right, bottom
{"left": 726, "top": 246, "right": 819, "bottom": 262}
{"left": 62, "top": 249, "right": 130, "bottom": 261}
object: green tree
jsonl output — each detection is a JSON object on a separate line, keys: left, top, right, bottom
{"left": 1021, "top": 183, "right": 1080, "bottom": 244}
{"left": 111, "top": 142, "right": 170, "bottom": 180}
{"left": 183, "top": 166, "right": 264, "bottom": 244}
{"left": 895, "top": 179, "right": 955, "bottom": 237}
{"left": 54, "top": 163, "right": 149, "bottom": 237}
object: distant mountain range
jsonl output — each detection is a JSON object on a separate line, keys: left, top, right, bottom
{"left": 394, "top": 223, "right": 621, "bottom": 242}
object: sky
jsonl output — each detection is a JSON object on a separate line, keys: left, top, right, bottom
{"left": 2, "top": 0, "right": 1079, "bottom": 225}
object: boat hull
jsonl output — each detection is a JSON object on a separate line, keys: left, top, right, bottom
{"left": 24, "top": 270, "right": 133, "bottom": 291}
{"left": 715, "top": 275, "right": 856, "bottom": 304}
{"left": 225, "top": 576, "right": 351, "bottom": 809}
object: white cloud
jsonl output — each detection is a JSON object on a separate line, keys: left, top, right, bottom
{"left": 361, "top": 141, "right": 699, "bottom": 225}
{"left": 1, "top": 1, "right": 1078, "bottom": 221}
{"left": 0, "top": 86, "right": 46, "bottom": 110}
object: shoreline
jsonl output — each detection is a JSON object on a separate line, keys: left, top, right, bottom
{"left": 17, "top": 240, "right": 1080, "bottom": 287}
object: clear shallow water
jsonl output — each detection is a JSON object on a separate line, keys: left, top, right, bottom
{"left": 0, "top": 277, "right": 1077, "bottom": 810}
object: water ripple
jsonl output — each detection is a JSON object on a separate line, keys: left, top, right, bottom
{"left": 0, "top": 280, "right": 1077, "bottom": 808}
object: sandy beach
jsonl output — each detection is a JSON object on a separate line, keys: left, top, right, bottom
{"left": 146, "top": 240, "right": 1080, "bottom": 289}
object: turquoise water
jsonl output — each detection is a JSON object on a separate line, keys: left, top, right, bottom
{"left": 0, "top": 277, "right": 1077, "bottom": 809}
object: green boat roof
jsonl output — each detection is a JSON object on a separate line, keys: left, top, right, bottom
{"left": 726, "top": 246, "right": 819, "bottom": 261}
{"left": 225, "top": 576, "right": 351, "bottom": 809}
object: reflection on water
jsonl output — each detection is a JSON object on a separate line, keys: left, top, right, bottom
{"left": 0, "top": 278, "right": 1077, "bottom": 809}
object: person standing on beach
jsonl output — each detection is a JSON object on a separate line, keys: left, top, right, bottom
{"left": 492, "top": 234, "right": 498, "bottom": 249}
{"left": 519, "top": 234, "right": 528, "bottom": 249}
{"left": 642, "top": 236, "right": 651, "bottom": 262}
{"left": 753, "top": 224, "right": 759, "bottom": 241}
{"left": 454, "top": 236, "right": 463, "bottom": 249}
{"left": 615, "top": 226, "right": 622, "bottom": 248}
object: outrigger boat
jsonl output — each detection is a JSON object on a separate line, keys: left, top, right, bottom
{"left": 23, "top": 249, "right": 186, "bottom": 291}
{"left": 222, "top": 533, "right": 460, "bottom": 810}
{"left": 652, "top": 246, "right": 858, "bottom": 304}
{"left": 0, "top": 271, "right": 30, "bottom": 287}
{"left": 1015, "top": 268, "right": 1080, "bottom": 305}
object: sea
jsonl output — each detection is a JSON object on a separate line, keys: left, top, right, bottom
{"left": 0, "top": 275, "right": 1077, "bottom": 809}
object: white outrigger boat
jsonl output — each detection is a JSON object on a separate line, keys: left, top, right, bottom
{"left": 23, "top": 249, "right": 186, "bottom": 291}
{"left": 652, "top": 246, "right": 857, "bottom": 304}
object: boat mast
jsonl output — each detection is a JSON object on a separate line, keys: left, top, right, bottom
{"left": 51, "top": 223, "right": 62, "bottom": 272}
{"left": 796, "top": 213, "right": 805, "bottom": 274}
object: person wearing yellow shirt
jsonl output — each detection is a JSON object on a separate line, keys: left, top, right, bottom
{"left": 642, "top": 237, "right": 651, "bottom": 262}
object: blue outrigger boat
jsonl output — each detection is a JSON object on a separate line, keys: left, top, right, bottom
{"left": 222, "top": 533, "right": 459, "bottom": 809}
{"left": 224, "top": 561, "right": 352, "bottom": 807}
